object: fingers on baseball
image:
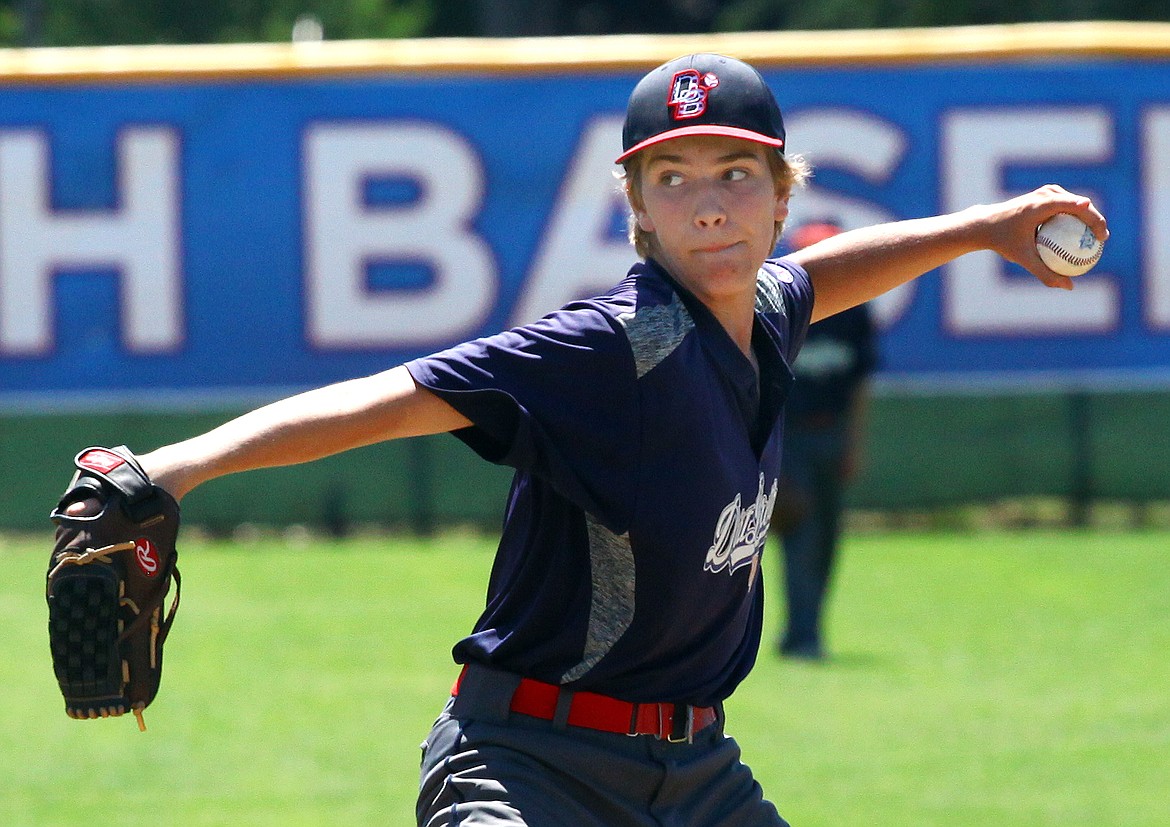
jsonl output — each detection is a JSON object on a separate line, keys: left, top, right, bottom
{"left": 1036, "top": 184, "right": 1109, "bottom": 241}
{"left": 1036, "top": 254, "right": 1078, "bottom": 289}
{"left": 1087, "top": 211, "right": 1110, "bottom": 243}
{"left": 1016, "top": 242, "right": 1074, "bottom": 290}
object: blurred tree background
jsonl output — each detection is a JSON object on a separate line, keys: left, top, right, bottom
{"left": 2, "top": 0, "right": 1168, "bottom": 47}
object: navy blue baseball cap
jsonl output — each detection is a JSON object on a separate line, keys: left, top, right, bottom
{"left": 616, "top": 53, "right": 786, "bottom": 164}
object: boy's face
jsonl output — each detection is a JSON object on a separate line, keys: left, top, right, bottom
{"left": 631, "top": 135, "right": 789, "bottom": 309}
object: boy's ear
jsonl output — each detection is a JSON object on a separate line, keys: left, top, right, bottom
{"left": 622, "top": 167, "right": 655, "bottom": 233}
{"left": 774, "top": 193, "right": 791, "bottom": 224}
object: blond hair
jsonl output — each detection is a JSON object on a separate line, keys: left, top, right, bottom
{"left": 620, "top": 148, "right": 810, "bottom": 260}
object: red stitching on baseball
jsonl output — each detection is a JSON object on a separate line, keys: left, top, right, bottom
{"left": 1036, "top": 235, "right": 1102, "bottom": 267}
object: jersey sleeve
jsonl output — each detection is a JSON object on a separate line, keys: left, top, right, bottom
{"left": 404, "top": 302, "right": 640, "bottom": 525}
{"left": 759, "top": 257, "right": 815, "bottom": 362}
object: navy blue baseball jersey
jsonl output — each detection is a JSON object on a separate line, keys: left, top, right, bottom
{"left": 405, "top": 257, "right": 813, "bottom": 706}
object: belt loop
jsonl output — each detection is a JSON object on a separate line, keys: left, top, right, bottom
{"left": 667, "top": 704, "right": 694, "bottom": 744}
{"left": 552, "top": 687, "right": 575, "bottom": 730}
{"left": 450, "top": 664, "right": 522, "bottom": 725}
{"left": 627, "top": 703, "right": 641, "bottom": 737}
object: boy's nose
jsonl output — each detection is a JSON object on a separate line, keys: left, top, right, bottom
{"left": 694, "top": 189, "right": 727, "bottom": 228}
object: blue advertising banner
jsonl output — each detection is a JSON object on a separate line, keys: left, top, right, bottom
{"left": 1, "top": 47, "right": 1168, "bottom": 408}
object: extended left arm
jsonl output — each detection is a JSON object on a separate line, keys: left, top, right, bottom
{"left": 792, "top": 185, "right": 1109, "bottom": 323}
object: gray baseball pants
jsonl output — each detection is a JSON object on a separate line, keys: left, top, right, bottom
{"left": 417, "top": 666, "right": 789, "bottom": 826}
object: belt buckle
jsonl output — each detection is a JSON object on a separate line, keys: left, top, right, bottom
{"left": 663, "top": 704, "right": 694, "bottom": 744}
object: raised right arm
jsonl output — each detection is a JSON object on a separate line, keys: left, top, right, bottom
{"left": 793, "top": 185, "right": 1108, "bottom": 323}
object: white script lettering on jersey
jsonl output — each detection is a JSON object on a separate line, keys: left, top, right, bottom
{"left": 704, "top": 474, "right": 778, "bottom": 579}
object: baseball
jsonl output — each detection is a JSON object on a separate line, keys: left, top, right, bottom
{"left": 1035, "top": 213, "right": 1104, "bottom": 277}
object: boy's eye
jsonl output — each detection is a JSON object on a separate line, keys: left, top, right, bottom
{"left": 725, "top": 168, "right": 748, "bottom": 182}
{"left": 660, "top": 172, "right": 684, "bottom": 186}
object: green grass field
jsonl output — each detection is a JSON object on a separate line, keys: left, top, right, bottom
{"left": 4, "top": 529, "right": 1167, "bottom": 826}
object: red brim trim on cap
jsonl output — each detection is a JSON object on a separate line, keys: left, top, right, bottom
{"left": 615, "top": 125, "right": 785, "bottom": 164}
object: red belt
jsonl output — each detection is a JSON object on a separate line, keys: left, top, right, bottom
{"left": 452, "top": 665, "right": 718, "bottom": 743}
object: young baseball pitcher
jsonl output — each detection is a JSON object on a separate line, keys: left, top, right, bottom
{"left": 58, "top": 53, "right": 1107, "bottom": 825}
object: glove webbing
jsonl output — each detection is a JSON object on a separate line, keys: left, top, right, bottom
{"left": 47, "top": 540, "right": 181, "bottom": 731}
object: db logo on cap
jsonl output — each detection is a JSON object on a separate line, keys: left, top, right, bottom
{"left": 668, "top": 69, "right": 719, "bottom": 120}
{"left": 134, "top": 538, "right": 160, "bottom": 577}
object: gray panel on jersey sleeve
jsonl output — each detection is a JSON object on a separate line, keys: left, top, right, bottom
{"left": 560, "top": 516, "right": 636, "bottom": 684}
{"left": 615, "top": 296, "right": 695, "bottom": 379}
{"left": 754, "top": 268, "right": 790, "bottom": 318}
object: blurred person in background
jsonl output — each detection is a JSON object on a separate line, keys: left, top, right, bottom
{"left": 771, "top": 220, "right": 878, "bottom": 661}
